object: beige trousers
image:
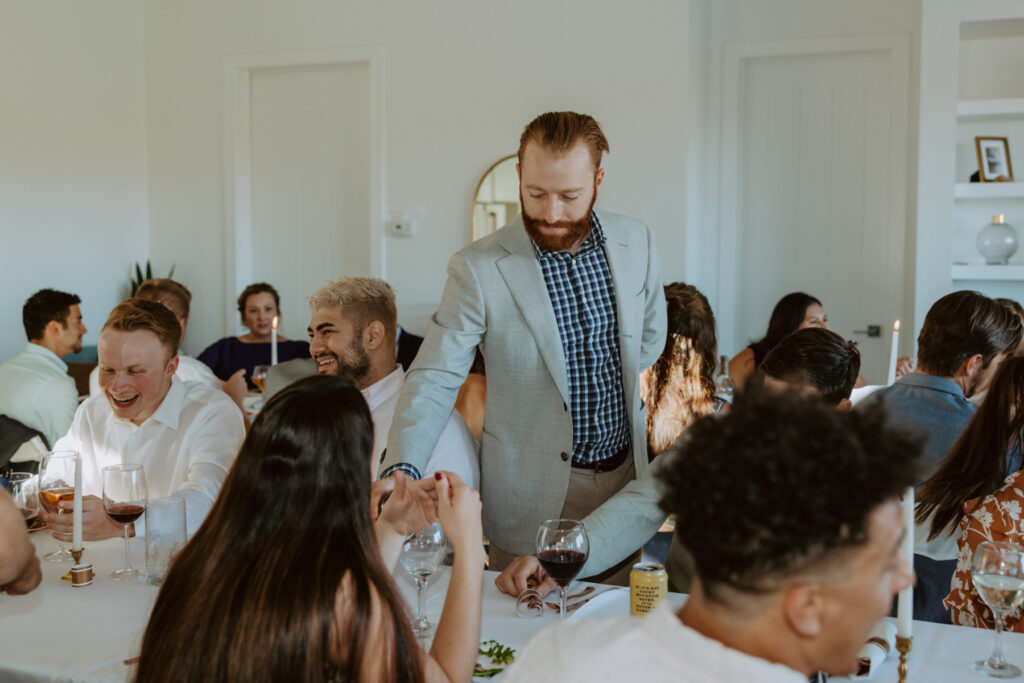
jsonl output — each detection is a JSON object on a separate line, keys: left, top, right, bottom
{"left": 488, "top": 458, "right": 641, "bottom": 586}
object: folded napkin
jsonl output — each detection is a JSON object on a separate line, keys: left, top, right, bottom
{"left": 854, "top": 622, "right": 897, "bottom": 678}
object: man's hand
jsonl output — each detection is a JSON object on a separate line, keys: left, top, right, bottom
{"left": 2, "top": 552, "right": 41, "bottom": 595}
{"left": 223, "top": 369, "right": 248, "bottom": 407}
{"left": 895, "top": 355, "right": 914, "bottom": 380}
{"left": 373, "top": 472, "right": 439, "bottom": 537}
{"left": 48, "top": 495, "right": 125, "bottom": 541}
{"left": 495, "top": 555, "right": 556, "bottom": 598}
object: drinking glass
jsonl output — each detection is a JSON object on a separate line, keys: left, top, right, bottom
{"left": 37, "top": 451, "right": 78, "bottom": 562}
{"left": 145, "top": 496, "right": 186, "bottom": 585}
{"left": 251, "top": 365, "right": 270, "bottom": 393}
{"left": 103, "top": 464, "right": 148, "bottom": 580}
{"left": 971, "top": 541, "right": 1024, "bottom": 678}
{"left": 399, "top": 522, "right": 447, "bottom": 635}
{"left": 6, "top": 473, "right": 38, "bottom": 526}
{"left": 536, "top": 519, "right": 590, "bottom": 621}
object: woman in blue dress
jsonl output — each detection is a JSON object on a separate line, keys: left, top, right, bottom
{"left": 198, "top": 282, "right": 309, "bottom": 389}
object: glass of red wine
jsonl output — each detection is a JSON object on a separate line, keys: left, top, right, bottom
{"left": 6, "top": 472, "right": 38, "bottom": 527}
{"left": 536, "top": 518, "right": 590, "bottom": 621}
{"left": 103, "top": 464, "right": 148, "bottom": 580}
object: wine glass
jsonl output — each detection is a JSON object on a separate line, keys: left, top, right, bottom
{"left": 536, "top": 519, "right": 590, "bottom": 621}
{"left": 251, "top": 365, "right": 270, "bottom": 393}
{"left": 103, "top": 464, "right": 148, "bottom": 580}
{"left": 399, "top": 522, "right": 447, "bottom": 635}
{"left": 6, "top": 473, "right": 38, "bottom": 527}
{"left": 37, "top": 451, "right": 78, "bottom": 562}
{"left": 971, "top": 541, "right": 1024, "bottom": 678}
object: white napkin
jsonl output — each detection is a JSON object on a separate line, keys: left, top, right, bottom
{"left": 854, "top": 621, "right": 897, "bottom": 678}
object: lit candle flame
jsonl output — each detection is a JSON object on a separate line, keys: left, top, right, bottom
{"left": 894, "top": 319, "right": 900, "bottom": 332}
{"left": 272, "top": 316, "right": 278, "bottom": 330}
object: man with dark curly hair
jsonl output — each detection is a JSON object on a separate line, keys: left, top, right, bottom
{"left": 504, "top": 392, "right": 919, "bottom": 681}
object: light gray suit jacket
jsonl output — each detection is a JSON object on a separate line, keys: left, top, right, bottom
{"left": 382, "top": 210, "right": 667, "bottom": 575}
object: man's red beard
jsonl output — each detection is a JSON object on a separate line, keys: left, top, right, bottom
{"left": 521, "top": 187, "right": 597, "bottom": 252}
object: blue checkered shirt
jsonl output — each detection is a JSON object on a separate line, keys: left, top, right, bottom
{"left": 532, "top": 214, "right": 630, "bottom": 465}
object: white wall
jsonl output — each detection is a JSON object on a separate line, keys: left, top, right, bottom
{"left": 0, "top": 1, "right": 149, "bottom": 362}
{"left": 687, "top": 0, "right": 922, "bottom": 354}
{"left": 143, "top": 0, "right": 691, "bottom": 355}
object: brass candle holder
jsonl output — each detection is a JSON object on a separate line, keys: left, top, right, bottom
{"left": 896, "top": 635, "right": 912, "bottom": 683}
{"left": 71, "top": 548, "right": 83, "bottom": 565}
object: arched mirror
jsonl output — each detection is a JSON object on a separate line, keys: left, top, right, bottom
{"left": 472, "top": 154, "right": 519, "bottom": 240}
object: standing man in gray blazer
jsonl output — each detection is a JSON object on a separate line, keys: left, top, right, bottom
{"left": 380, "top": 111, "right": 667, "bottom": 594}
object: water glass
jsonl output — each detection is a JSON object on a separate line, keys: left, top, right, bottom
{"left": 145, "top": 496, "right": 187, "bottom": 585}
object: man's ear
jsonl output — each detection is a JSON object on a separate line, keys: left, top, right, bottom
{"left": 43, "top": 319, "right": 63, "bottom": 341}
{"left": 959, "top": 353, "right": 985, "bottom": 379}
{"left": 836, "top": 398, "right": 853, "bottom": 412}
{"left": 781, "top": 583, "right": 824, "bottom": 638}
{"left": 165, "top": 355, "right": 180, "bottom": 378}
{"left": 364, "top": 320, "right": 386, "bottom": 352}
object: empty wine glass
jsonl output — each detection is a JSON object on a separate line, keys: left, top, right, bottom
{"left": 103, "top": 464, "right": 148, "bottom": 580}
{"left": 37, "top": 451, "right": 78, "bottom": 562}
{"left": 971, "top": 541, "right": 1024, "bottom": 678}
{"left": 536, "top": 519, "right": 590, "bottom": 621}
{"left": 6, "top": 473, "right": 38, "bottom": 526}
{"left": 399, "top": 522, "right": 447, "bottom": 635}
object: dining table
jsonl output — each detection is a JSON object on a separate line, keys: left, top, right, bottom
{"left": 3, "top": 532, "right": 1024, "bottom": 682}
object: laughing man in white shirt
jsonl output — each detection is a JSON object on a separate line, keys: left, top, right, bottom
{"left": 306, "top": 277, "right": 479, "bottom": 487}
{"left": 504, "top": 393, "right": 918, "bottom": 683}
{"left": 0, "top": 289, "right": 86, "bottom": 448}
{"left": 48, "top": 298, "right": 244, "bottom": 539}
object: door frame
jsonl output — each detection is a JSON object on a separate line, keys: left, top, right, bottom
{"left": 716, "top": 34, "right": 910, "bottom": 353}
{"left": 222, "top": 47, "right": 385, "bottom": 336}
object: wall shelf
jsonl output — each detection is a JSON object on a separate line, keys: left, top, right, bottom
{"left": 954, "top": 182, "right": 1024, "bottom": 199}
{"left": 951, "top": 263, "right": 1024, "bottom": 280}
{"left": 957, "top": 98, "right": 1024, "bottom": 120}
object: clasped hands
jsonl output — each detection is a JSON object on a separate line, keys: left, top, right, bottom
{"left": 39, "top": 495, "right": 130, "bottom": 542}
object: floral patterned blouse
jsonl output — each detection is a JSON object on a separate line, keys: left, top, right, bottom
{"left": 944, "top": 470, "right": 1024, "bottom": 631}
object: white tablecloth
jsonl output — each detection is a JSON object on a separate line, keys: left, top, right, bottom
{"left": 4, "top": 533, "right": 1024, "bottom": 682}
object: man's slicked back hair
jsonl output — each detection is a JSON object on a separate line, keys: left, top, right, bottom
{"left": 917, "top": 291, "right": 1022, "bottom": 376}
{"left": 659, "top": 392, "right": 921, "bottom": 604}
{"left": 23, "top": 288, "right": 81, "bottom": 341}
{"left": 307, "top": 277, "right": 397, "bottom": 346}
{"left": 518, "top": 111, "right": 610, "bottom": 172}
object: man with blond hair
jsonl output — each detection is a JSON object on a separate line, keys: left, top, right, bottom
{"left": 307, "top": 277, "right": 478, "bottom": 486}
{"left": 47, "top": 298, "right": 245, "bottom": 539}
{"left": 381, "top": 111, "right": 667, "bottom": 590}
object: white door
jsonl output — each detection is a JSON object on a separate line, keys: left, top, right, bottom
{"left": 720, "top": 37, "right": 909, "bottom": 384}
{"left": 247, "top": 63, "right": 372, "bottom": 340}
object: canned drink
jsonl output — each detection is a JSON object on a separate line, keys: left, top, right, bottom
{"left": 630, "top": 562, "right": 668, "bottom": 616}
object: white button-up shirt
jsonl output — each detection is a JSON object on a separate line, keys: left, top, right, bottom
{"left": 54, "top": 376, "right": 245, "bottom": 536}
{"left": 0, "top": 343, "right": 78, "bottom": 447}
{"left": 363, "top": 365, "right": 479, "bottom": 488}
{"left": 503, "top": 602, "right": 807, "bottom": 682}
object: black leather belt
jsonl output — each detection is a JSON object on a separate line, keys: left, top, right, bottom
{"left": 571, "top": 444, "right": 630, "bottom": 472}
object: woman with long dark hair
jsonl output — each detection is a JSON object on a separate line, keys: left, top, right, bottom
{"left": 134, "top": 375, "right": 484, "bottom": 682}
{"left": 915, "top": 355, "right": 1024, "bottom": 624}
{"left": 640, "top": 283, "right": 719, "bottom": 457}
{"left": 728, "top": 292, "right": 827, "bottom": 392}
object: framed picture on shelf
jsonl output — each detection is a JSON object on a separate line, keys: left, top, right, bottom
{"left": 975, "top": 136, "right": 1014, "bottom": 182}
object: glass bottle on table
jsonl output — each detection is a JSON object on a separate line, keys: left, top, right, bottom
{"left": 103, "top": 464, "right": 148, "bottom": 581}
{"left": 536, "top": 519, "right": 590, "bottom": 621}
{"left": 37, "top": 451, "right": 78, "bottom": 562}
{"left": 971, "top": 541, "right": 1024, "bottom": 678}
